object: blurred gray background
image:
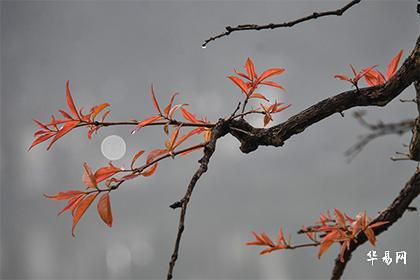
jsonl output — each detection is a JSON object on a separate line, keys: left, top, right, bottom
{"left": 1, "top": 0, "right": 419, "bottom": 279}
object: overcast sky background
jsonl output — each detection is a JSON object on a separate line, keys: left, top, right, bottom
{"left": 1, "top": 1, "right": 419, "bottom": 279}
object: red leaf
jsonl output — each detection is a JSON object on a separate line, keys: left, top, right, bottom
{"left": 181, "top": 108, "right": 200, "bottom": 124}
{"left": 150, "top": 85, "right": 162, "bottom": 115}
{"left": 168, "top": 103, "right": 187, "bottom": 120}
{"left": 245, "top": 57, "right": 256, "bottom": 80}
{"left": 164, "top": 92, "right": 179, "bottom": 117}
{"left": 354, "top": 65, "right": 377, "bottom": 82}
{"left": 249, "top": 93, "right": 269, "bottom": 102}
{"left": 97, "top": 193, "right": 113, "bottom": 227}
{"left": 82, "top": 162, "right": 97, "bottom": 189}
{"left": 94, "top": 163, "right": 121, "bottom": 183}
{"left": 58, "top": 110, "right": 73, "bottom": 120}
{"left": 228, "top": 76, "right": 249, "bottom": 95}
{"left": 65, "top": 80, "right": 80, "bottom": 120}
{"left": 72, "top": 193, "right": 98, "bottom": 236}
{"left": 174, "top": 127, "right": 205, "bottom": 149}
{"left": 334, "top": 74, "right": 352, "bottom": 82}
{"left": 46, "top": 120, "right": 80, "bottom": 150}
{"left": 142, "top": 163, "right": 158, "bottom": 177}
{"left": 90, "top": 103, "right": 110, "bottom": 120}
{"left": 260, "top": 80, "right": 285, "bottom": 91}
{"left": 57, "top": 194, "right": 84, "bottom": 216}
{"left": 28, "top": 132, "right": 55, "bottom": 150}
{"left": 33, "top": 119, "right": 49, "bottom": 130}
{"left": 101, "top": 110, "right": 111, "bottom": 122}
{"left": 364, "top": 69, "right": 386, "bottom": 86}
{"left": 146, "top": 149, "right": 168, "bottom": 164}
{"left": 318, "top": 240, "right": 334, "bottom": 259}
{"left": 132, "top": 115, "right": 162, "bottom": 133}
{"left": 234, "top": 69, "right": 251, "bottom": 81}
{"left": 256, "top": 68, "right": 285, "bottom": 84}
{"left": 386, "top": 49, "right": 403, "bottom": 80}
{"left": 44, "top": 190, "right": 85, "bottom": 200}
{"left": 131, "top": 150, "right": 145, "bottom": 169}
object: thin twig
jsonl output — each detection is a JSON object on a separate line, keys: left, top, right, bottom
{"left": 166, "top": 120, "right": 229, "bottom": 280}
{"left": 202, "top": 0, "right": 361, "bottom": 47}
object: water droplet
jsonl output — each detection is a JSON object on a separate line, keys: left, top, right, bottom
{"left": 201, "top": 45, "right": 206, "bottom": 49}
{"left": 131, "top": 130, "right": 137, "bottom": 135}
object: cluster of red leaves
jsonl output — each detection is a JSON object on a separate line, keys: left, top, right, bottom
{"left": 334, "top": 50, "right": 403, "bottom": 88}
{"left": 246, "top": 228, "right": 291, "bottom": 255}
{"left": 247, "top": 209, "right": 388, "bottom": 263}
{"left": 228, "top": 58, "right": 291, "bottom": 126}
{"left": 29, "top": 80, "right": 110, "bottom": 150}
{"left": 44, "top": 162, "right": 121, "bottom": 236}
{"left": 41, "top": 85, "right": 214, "bottom": 235}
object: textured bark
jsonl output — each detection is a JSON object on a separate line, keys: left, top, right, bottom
{"left": 330, "top": 169, "right": 420, "bottom": 279}
{"left": 409, "top": 81, "right": 420, "bottom": 160}
{"left": 229, "top": 36, "right": 420, "bottom": 153}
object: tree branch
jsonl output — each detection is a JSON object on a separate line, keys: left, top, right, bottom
{"left": 229, "top": 36, "right": 420, "bottom": 153}
{"left": 166, "top": 119, "right": 229, "bottom": 280}
{"left": 345, "top": 110, "right": 415, "bottom": 162}
{"left": 408, "top": 80, "right": 420, "bottom": 160}
{"left": 202, "top": 0, "right": 361, "bottom": 47}
{"left": 330, "top": 169, "right": 420, "bottom": 279}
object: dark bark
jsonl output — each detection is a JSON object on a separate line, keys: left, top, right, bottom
{"left": 330, "top": 169, "right": 420, "bottom": 279}
{"left": 229, "top": 36, "right": 420, "bottom": 154}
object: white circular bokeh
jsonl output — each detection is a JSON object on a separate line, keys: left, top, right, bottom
{"left": 101, "top": 135, "right": 126, "bottom": 161}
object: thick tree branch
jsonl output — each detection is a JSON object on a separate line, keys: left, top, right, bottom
{"left": 408, "top": 81, "right": 420, "bottom": 160}
{"left": 230, "top": 36, "right": 420, "bottom": 153}
{"left": 166, "top": 119, "right": 229, "bottom": 280}
{"left": 330, "top": 169, "right": 420, "bottom": 279}
{"left": 202, "top": 0, "right": 361, "bottom": 47}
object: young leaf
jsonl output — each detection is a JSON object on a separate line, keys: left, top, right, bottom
{"left": 181, "top": 108, "right": 200, "bottom": 124}
{"left": 142, "top": 163, "right": 158, "bottom": 177}
{"left": 386, "top": 49, "right": 403, "bottom": 80}
{"left": 94, "top": 163, "right": 121, "bottom": 183}
{"left": 72, "top": 193, "right": 98, "bottom": 236}
{"left": 97, "top": 193, "right": 113, "bottom": 227}
{"left": 228, "top": 76, "right": 249, "bottom": 95}
{"left": 44, "top": 190, "right": 85, "bottom": 200}
{"left": 131, "top": 150, "right": 145, "bottom": 169}
{"left": 65, "top": 81, "right": 80, "bottom": 120}
{"left": 256, "top": 68, "right": 285, "bottom": 84}
{"left": 164, "top": 92, "right": 179, "bottom": 117}
{"left": 46, "top": 120, "right": 80, "bottom": 150}
{"left": 150, "top": 85, "right": 162, "bottom": 115}
{"left": 82, "top": 162, "right": 97, "bottom": 189}
{"left": 245, "top": 57, "right": 256, "bottom": 80}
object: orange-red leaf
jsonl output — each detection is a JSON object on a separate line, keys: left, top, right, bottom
{"left": 94, "top": 163, "right": 121, "bottom": 183}
{"left": 181, "top": 108, "right": 200, "bottom": 124}
{"left": 256, "top": 68, "right": 285, "bottom": 83}
{"left": 146, "top": 149, "right": 168, "bottom": 164}
{"left": 245, "top": 57, "right": 256, "bottom": 80}
{"left": 249, "top": 93, "right": 269, "bottom": 101}
{"left": 364, "top": 227, "right": 376, "bottom": 246}
{"left": 228, "top": 76, "right": 249, "bottom": 94}
{"left": 57, "top": 194, "right": 84, "bottom": 216}
{"left": 260, "top": 80, "right": 285, "bottom": 91}
{"left": 174, "top": 127, "right": 205, "bottom": 149}
{"left": 334, "top": 74, "right": 352, "bottom": 82}
{"left": 132, "top": 115, "right": 162, "bottom": 133}
{"left": 97, "top": 193, "right": 113, "bottom": 227}
{"left": 386, "top": 49, "right": 403, "bottom": 80}
{"left": 28, "top": 132, "right": 55, "bottom": 150}
{"left": 66, "top": 80, "right": 80, "bottom": 120}
{"left": 364, "top": 69, "right": 386, "bottom": 86}
{"left": 150, "top": 85, "right": 162, "bottom": 115}
{"left": 44, "top": 190, "right": 85, "bottom": 200}
{"left": 46, "top": 120, "right": 80, "bottom": 150}
{"left": 142, "top": 163, "right": 158, "bottom": 177}
{"left": 91, "top": 103, "right": 110, "bottom": 120}
{"left": 72, "top": 193, "right": 98, "bottom": 236}
{"left": 318, "top": 240, "right": 334, "bottom": 259}
{"left": 101, "top": 110, "right": 111, "bottom": 122}
{"left": 368, "top": 221, "right": 389, "bottom": 229}
{"left": 164, "top": 92, "right": 179, "bottom": 117}
{"left": 334, "top": 208, "right": 346, "bottom": 228}
{"left": 131, "top": 150, "right": 145, "bottom": 169}
{"left": 82, "top": 162, "right": 97, "bottom": 189}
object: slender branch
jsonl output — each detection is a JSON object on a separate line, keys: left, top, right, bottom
{"left": 330, "top": 169, "right": 420, "bottom": 279}
{"left": 345, "top": 110, "right": 415, "bottom": 162}
{"left": 408, "top": 80, "right": 420, "bottom": 160}
{"left": 166, "top": 119, "right": 229, "bottom": 280}
{"left": 229, "top": 36, "right": 420, "bottom": 153}
{"left": 202, "top": 0, "right": 361, "bottom": 47}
